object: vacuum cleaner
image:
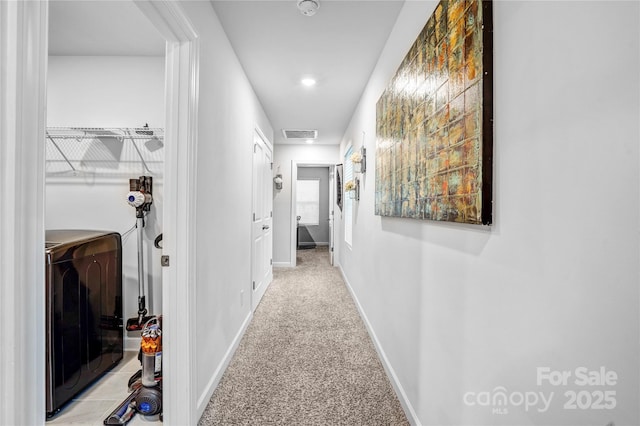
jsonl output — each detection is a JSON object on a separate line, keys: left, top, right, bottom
{"left": 125, "top": 176, "right": 154, "bottom": 332}
{"left": 104, "top": 317, "right": 163, "bottom": 425}
{"left": 133, "top": 317, "right": 163, "bottom": 417}
{"left": 104, "top": 176, "right": 163, "bottom": 425}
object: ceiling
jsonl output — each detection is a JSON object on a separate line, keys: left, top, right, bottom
{"left": 48, "top": 0, "right": 406, "bottom": 145}
{"left": 48, "top": 1, "right": 165, "bottom": 56}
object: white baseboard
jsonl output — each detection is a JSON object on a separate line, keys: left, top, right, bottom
{"left": 273, "top": 261, "right": 293, "bottom": 268}
{"left": 337, "top": 264, "right": 421, "bottom": 426}
{"left": 195, "top": 311, "right": 253, "bottom": 417}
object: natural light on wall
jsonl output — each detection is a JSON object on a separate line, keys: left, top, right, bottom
{"left": 297, "top": 179, "right": 320, "bottom": 225}
{"left": 344, "top": 145, "right": 353, "bottom": 246}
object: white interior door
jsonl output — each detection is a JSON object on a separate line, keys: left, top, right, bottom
{"left": 329, "top": 167, "right": 335, "bottom": 265}
{"left": 251, "top": 130, "right": 273, "bottom": 310}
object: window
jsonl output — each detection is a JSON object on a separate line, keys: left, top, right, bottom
{"left": 296, "top": 179, "right": 320, "bottom": 226}
{"left": 344, "top": 145, "right": 353, "bottom": 246}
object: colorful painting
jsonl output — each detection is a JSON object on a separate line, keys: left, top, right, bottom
{"left": 375, "top": 0, "right": 493, "bottom": 224}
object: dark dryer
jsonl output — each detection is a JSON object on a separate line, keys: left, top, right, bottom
{"left": 45, "top": 230, "right": 123, "bottom": 417}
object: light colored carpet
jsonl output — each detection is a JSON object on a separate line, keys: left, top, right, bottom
{"left": 198, "top": 247, "right": 409, "bottom": 425}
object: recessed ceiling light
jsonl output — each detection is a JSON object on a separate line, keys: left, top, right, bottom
{"left": 301, "top": 78, "right": 316, "bottom": 87}
{"left": 306, "top": 139, "right": 314, "bottom": 144}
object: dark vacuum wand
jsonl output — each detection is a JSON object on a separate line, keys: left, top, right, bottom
{"left": 126, "top": 176, "right": 154, "bottom": 332}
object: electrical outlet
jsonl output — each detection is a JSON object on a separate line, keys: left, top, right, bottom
{"left": 240, "top": 290, "right": 244, "bottom": 306}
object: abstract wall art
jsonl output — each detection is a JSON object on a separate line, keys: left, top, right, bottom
{"left": 375, "top": 0, "right": 493, "bottom": 225}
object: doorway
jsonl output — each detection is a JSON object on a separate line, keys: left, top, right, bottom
{"left": 45, "top": 1, "right": 166, "bottom": 423}
{"left": 291, "top": 162, "right": 336, "bottom": 266}
{"left": 0, "top": 1, "right": 199, "bottom": 424}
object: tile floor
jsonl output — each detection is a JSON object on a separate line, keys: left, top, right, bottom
{"left": 46, "top": 351, "right": 162, "bottom": 425}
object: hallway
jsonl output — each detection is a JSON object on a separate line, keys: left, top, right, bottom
{"left": 199, "top": 248, "right": 408, "bottom": 425}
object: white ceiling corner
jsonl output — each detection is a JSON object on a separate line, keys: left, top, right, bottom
{"left": 48, "top": 0, "right": 165, "bottom": 57}
{"left": 48, "top": 0, "right": 406, "bottom": 145}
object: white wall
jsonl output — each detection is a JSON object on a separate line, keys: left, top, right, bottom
{"left": 338, "top": 1, "right": 640, "bottom": 425}
{"left": 272, "top": 144, "right": 340, "bottom": 265}
{"left": 47, "top": 56, "right": 165, "bottom": 128}
{"left": 46, "top": 56, "right": 165, "bottom": 349}
{"left": 177, "top": 2, "right": 275, "bottom": 418}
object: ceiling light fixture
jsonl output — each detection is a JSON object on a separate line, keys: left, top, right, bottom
{"left": 301, "top": 77, "right": 316, "bottom": 87}
{"left": 306, "top": 139, "right": 314, "bottom": 144}
{"left": 297, "top": 0, "right": 319, "bottom": 17}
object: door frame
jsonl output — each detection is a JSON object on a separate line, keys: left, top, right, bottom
{"left": 290, "top": 161, "right": 336, "bottom": 267}
{"left": 0, "top": 1, "right": 200, "bottom": 423}
{"left": 0, "top": 2, "right": 48, "bottom": 424}
{"left": 251, "top": 126, "right": 274, "bottom": 311}
{"left": 135, "top": 1, "right": 200, "bottom": 424}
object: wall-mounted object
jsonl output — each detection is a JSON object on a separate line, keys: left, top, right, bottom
{"left": 351, "top": 146, "right": 366, "bottom": 174}
{"left": 273, "top": 174, "right": 283, "bottom": 190}
{"left": 344, "top": 178, "right": 360, "bottom": 201}
{"left": 45, "top": 127, "right": 164, "bottom": 177}
{"left": 336, "top": 164, "right": 343, "bottom": 211}
{"left": 374, "top": 0, "right": 493, "bottom": 225}
{"left": 345, "top": 179, "right": 356, "bottom": 199}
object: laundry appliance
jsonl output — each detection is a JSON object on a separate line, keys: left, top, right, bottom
{"left": 45, "top": 230, "right": 123, "bottom": 417}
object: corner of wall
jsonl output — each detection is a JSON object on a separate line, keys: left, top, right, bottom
{"left": 337, "top": 264, "right": 420, "bottom": 425}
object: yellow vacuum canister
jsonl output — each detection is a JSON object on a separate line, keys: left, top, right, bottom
{"left": 140, "top": 318, "right": 161, "bottom": 387}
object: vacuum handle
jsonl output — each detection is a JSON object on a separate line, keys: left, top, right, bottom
{"left": 138, "top": 296, "right": 147, "bottom": 316}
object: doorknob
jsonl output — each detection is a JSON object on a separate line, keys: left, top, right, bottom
{"left": 262, "top": 225, "right": 270, "bottom": 230}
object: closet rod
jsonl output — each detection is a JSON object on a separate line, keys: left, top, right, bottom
{"left": 45, "top": 134, "right": 163, "bottom": 140}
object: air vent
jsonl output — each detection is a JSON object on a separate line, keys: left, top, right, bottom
{"left": 282, "top": 129, "right": 318, "bottom": 140}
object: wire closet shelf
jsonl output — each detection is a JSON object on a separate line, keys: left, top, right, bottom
{"left": 46, "top": 127, "right": 164, "bottom": 177}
